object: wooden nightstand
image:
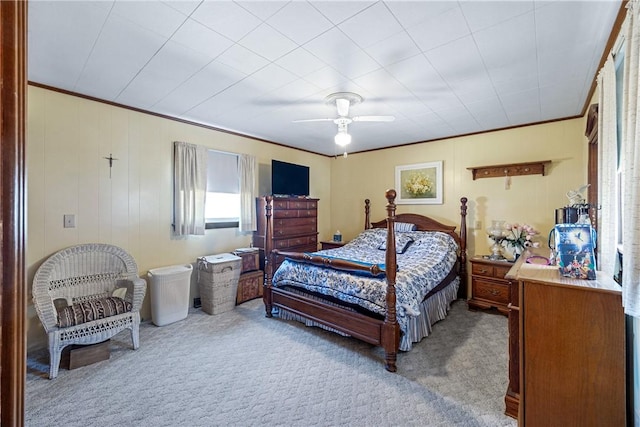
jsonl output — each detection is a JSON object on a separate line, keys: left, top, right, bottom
{"left": 468, "top": 256, "right": 513, "bottom": 316}
{"left": 320, "top": 240, "right": 346, "bottom": 250}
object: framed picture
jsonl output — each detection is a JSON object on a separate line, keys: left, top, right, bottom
{"left": 395, "top": 161, "right": 443, "bottom": 204}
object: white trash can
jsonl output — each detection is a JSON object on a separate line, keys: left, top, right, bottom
{"left": 197, "top": 253, "right": 242, "bottom": 315}
{"left": 147, "top": 264, "right": 193, "bottom": 326}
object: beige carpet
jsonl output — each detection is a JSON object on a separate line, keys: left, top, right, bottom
{"left": 26, "top": 299, "right": 517, "bottom": 427}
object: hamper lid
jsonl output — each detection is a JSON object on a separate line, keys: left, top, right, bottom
{"left": 198, "top": 253, "right": 241, "bottom": 264}
{"left": 234, "top": 247, "right": 259, "bottom": 253}
{"left": 148, "top": 264, "right": 193, "bottom": 276}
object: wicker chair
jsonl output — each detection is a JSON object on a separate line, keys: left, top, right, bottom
{"left": 32, "top": 243, "right": 146, "bottom": 379}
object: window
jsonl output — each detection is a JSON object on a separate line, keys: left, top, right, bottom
{"left": 205, "top": 150, "right": 240, "bottom": 229}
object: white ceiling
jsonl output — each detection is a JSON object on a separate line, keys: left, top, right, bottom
{"left": 28, "top": 0, "right": 621, "bottom": 156}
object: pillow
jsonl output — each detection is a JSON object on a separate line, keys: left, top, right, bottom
{"left": 112, "top": 287, "right": 127, "bottom": 299}
{"left": 394, "top": 222, "right": 417, "bottom": 232}
{"left": 378, "top": 234, "right": 414, "bottom": 254}
{"left": 57, "top": 296, "right": 132, "bottom": 328}
{"left": 347, "top": 228, "right": 388, "bottom": 250}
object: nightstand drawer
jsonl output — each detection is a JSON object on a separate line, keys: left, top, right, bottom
{"left": 471, "top": 262, "right": 511, "bottom": 279}
{"left": 472, "top": 278, "right": 510, "bottom": 305}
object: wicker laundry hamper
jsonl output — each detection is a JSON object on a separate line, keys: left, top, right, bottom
{"left": 197, "top": 253, "right": 242, "bottom": 315}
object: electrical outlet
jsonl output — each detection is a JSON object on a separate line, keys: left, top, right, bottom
{"left": 64, "top": 214, "right": 76, "bottom": 228}
{"left": 475, "top": 220, "right": 482, "bottom": 230}
{"left": 193, "top": 297, "right": 201, "bottom": 308}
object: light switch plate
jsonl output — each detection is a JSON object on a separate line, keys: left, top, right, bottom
{"left": 64, "top": 214, "right": 76, "bottom": 228}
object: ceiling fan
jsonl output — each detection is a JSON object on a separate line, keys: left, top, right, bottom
{"left": 293, "top": 92, "right": 395, "bottom": 147}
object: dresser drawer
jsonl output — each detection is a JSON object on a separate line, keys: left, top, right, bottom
{"left": 286, "top": 236, "right": 317, "bottom": 249}
{"left": 273, "top": 208, "right": 317, "bottom": 219}
{"left": 272, "top": 243, "right": 318, "bottom": 270}
{"left": 471, "top": 262, "right": 511, "bottom": 280}
{"left": 472, "top": 278, "right": 510, "bottom": 305}
{"left": 286, "top": 200, "right": 317, "bottom": 210}
{"left": 274, "top": 223, "right": 317, "bottom": 238}
{"left": 274, "top": 216, "right": 317, "bottom": 228}
{"left": 273, "top": 235, "right": 318, "bottom": 250}
{"left": 272, "top": 199, "right": 317, "bottom": 210}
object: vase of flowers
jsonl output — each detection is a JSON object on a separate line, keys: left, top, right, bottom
{"left": 502, "top": 223, "right": 540, "bottom": 260}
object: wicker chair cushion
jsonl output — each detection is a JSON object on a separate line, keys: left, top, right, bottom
{"left": 57, "top": 296, "right": 132, "bottom": 328}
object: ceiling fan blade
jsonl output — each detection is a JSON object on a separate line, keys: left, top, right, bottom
{"left": 292, "top": 118, "right": 334, "bottom": 123}
{"left": 336, "top": 98, "right": 350, "bottom": 117}
{"left": 352, "top": 115, "right": 396, "bottom": 122}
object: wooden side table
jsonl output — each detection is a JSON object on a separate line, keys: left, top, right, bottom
{"left": 467, "top": 256, "right": 513, "bottom": 315}
{"left": 320, "top": 240, "right": 347, "bottom": 250}
{"left": 233, "top": 248, "right": 263, "bottom": 304}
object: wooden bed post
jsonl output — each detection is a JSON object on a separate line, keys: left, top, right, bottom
{"left": 458, "top": 197, "right": 468, "bottom": 300}
{"left": 263, "top": 196, "right": 274, "bottom": 317}
{"left": 364, "top": 198, "right": 371, "bottom": 229}
{"left": 382, "top": 189, "right": 400, "bottom": 372}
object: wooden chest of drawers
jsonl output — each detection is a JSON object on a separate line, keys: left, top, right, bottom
{"left": 253, "top": 197, "right": 319, "bottom": 273}
{"left": 234, "top": 249, "right": 259, "bottom": 273}
{"left": 515, "top": 265, "right": 624, "bottom": 425}
{"left": 236, "top": 270, "right": 264, "bottom": 304}
{"left": 468, "top": 256, "right": 513, "bottom": 315}
{"left": 233, "top": 249, "right": 263, "bottom": 304}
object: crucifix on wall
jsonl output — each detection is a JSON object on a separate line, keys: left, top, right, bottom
{"left": 103, "top": 153, "right": 118, "bottom": 178}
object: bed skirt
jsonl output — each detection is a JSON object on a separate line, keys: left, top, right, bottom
{"left": 275, "top": 277, "right": 460, "bottom": 351}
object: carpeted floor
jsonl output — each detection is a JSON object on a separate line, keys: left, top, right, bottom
{"left": 26, "top": 299, "right": 517, "bottom": 427}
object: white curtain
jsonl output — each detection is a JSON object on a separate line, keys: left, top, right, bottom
{"left": 174, "top": 141, "right": 207, "bottom": 236}
{"left": 238, "top": 153, "right": 257, "bottom": 233}
{"left": 596, "top": 54, "right": 618, "bottom": 278}
{"left": 622, "top": 0, "right": 640, "bottom": 316}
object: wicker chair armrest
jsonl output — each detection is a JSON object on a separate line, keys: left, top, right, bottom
{"left": 117, "top": 277, "right": 147, "bottom": 313}
{"left": 32, "top": 291, "right": 59, "bottom": 333}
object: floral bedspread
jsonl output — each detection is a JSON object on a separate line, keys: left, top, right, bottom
{"left": 271, "top": 228, "right": 459, "bottom": 334}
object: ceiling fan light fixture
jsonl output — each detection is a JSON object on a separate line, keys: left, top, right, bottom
{"left": 335, "top": 130, "right": 351, "bottom": 146}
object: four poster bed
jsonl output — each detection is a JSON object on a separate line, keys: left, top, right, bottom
{"left": 262, "top": 190, "right": 468, "bottom": 372}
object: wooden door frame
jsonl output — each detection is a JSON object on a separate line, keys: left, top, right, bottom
{"left": 1, "top": 0, "right": 27, "bottom": 425}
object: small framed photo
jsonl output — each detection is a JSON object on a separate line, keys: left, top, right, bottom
{"left": 395, "top": 161, "right": 443, "bottom": 204}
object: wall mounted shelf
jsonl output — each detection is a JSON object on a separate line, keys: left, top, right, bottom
{"left": 467, "top": 160, "right": 551, "bottom": 180}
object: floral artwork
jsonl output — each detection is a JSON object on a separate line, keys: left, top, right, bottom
{"left": 395, "top": 161, "right": 443, "bottom": 204}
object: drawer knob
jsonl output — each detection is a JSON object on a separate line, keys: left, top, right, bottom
{"left": 479, "top": 269, "right": 488, "bottom": 274}
{"left": 489, "top": 289, "right": 500, "bottom": 296}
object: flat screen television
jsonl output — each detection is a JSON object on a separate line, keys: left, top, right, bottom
{"left": 271, "top": 159, "right": 309, "bottom": 197}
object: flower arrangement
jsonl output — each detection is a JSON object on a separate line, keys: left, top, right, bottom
{"left": 501, "top": 223, "right": 540, "bottom": 255}
{"left": 404, "top": 171, "right": 433, "bottom": 197}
